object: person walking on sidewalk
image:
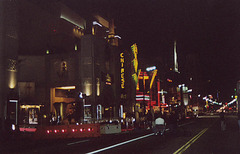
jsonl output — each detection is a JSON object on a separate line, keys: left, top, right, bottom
{"left": 168, "top": 111, "right": 178, "bottom": 134}
{"left": 220, "top": 110, "right": 226, "bottom": 131}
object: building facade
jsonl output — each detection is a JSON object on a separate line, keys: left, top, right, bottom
{"left": 0, "top": 0, "right": 126, "bottom": 129}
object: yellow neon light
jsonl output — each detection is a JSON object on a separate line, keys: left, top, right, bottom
{"left": 149, "top": 70, "right": 157, "bottom": 90}
{"left": 120, "top": 52, "right": 125, "bottom": 89}
{"left": 131, "top": 44, "right": 139, "bottom": 87}
{"left": 55, "top": 86, "right": 76, "bottom": 90}
{"left": 20, "top": 105, "right": 44, "bottom": 109}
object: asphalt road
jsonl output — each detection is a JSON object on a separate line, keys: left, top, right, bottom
{"left": 2, "top": 115, "right": 240, "bottom": 154}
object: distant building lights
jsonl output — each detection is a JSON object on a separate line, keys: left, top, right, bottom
{"left": 60, "top": 15, "right": 84, "bottom": 29}
{"left": 20, "top": 105, "right": 43, "bottom": 109}
{"left": 75, "top": 44, "right": 78, "bottom": 51}
{"left": 114, "top": 35, "right": 121, "bottom": 39}
{"left": 12, "top": 124, "right": 16, "bottom": 131}
{"left": 56, "top": 86, "right": 76, "bottom": 90}
{"left": 93, "top": 21, "right": 102, "bottom": 27}
{"left": 9, "top": 100, "right": 18, "bottom": 103}
{"left": 146, "top": 66, "right": 156, "bottom": 72}
{"left": 178, "top": 84, "right": 185, "bottom": 88}
{"left": 228, "top": 98, "right": 236, "bottom": 106}
{"left": 84, "top": 104, "right": 91, "bottom": 107}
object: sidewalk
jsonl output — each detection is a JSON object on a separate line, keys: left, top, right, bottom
{"left": 213, "top": 117, "right": 240, "bottom": 153}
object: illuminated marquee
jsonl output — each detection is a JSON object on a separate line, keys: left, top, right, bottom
{"left": 120, "top": 52, "right": 125, "bottom": 89}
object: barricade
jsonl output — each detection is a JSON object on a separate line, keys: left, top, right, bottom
{"left": 100, "top": 123, "right": 121, "bottom": 134}
{"left": 34, "top": 124, "right": 100, "bottom": 140}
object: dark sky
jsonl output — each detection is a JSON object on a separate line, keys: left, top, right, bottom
{"left": 64, "top": 0, "right": 240, "bottom": 102}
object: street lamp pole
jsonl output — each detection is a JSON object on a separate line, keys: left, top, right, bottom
{"left": 237, "top": 81, "right": 240, "bottom": 112}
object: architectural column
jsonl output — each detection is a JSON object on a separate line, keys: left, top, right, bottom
{"left": 0, "top": 0, "right": 6, "bottom": 131}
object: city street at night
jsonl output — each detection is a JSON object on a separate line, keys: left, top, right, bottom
{"left": 0, "top": 0, "right": 240, "bottom": 153}
{"left": 2, "top": 114, "right": 239, "bottom": 154}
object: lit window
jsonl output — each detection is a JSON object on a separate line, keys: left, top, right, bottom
{"left": 75, "top": 44, "right": 78, "bottom": 51}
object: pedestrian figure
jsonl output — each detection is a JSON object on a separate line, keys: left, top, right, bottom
{"left": 67, "top": 112, "right": 73, "bottom": 124}
{"left": 147, "top": 107, "right": 154, "bottom": 129}
{"left": 52, "top": 113, "right": 57, "bottom": 125}
{"left": 220, "top": 110, "right": 226, "bottom": 131}
{"left": 168, "top": 111, "right": 178, "bottom": 134}
{"left": 57, "top": 113, "right": 61, "bottom": 125}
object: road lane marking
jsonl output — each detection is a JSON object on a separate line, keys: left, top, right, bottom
{"left": 86, "top": 133, "right": 154, "bottom": 154}
{"left": 173, "top": 128, "right": 208, "bottom": 154}
{"left": 179, "top": 121, "right": 195, "bottom": 127}
{"left": 67, "top": 139, "right": 90, "bottom": 146}
{"left": 86, "top": 121, "right": 195, "bottom": 154}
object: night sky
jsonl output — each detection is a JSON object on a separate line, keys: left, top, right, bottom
{"left": 64, "top": 0, "right": 240, "bottom": 102}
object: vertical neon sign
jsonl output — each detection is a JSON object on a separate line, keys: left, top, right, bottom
{"left": 131, "top": 43, "right": 139, "bottom": 87}
{"left": 120, "top": 52, "right": 125, "bottom": 89}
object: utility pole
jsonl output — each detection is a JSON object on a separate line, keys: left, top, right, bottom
{"left": 237, "top": 81, "right": 240, "bottom": 112}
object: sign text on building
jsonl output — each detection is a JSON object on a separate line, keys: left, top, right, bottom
{"left": 120, "top": 52, "right": 125, "bottom": 89}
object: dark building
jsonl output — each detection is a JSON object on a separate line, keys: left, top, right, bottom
{"left": 0, "top": 0, "right": 125, "bottom": 130}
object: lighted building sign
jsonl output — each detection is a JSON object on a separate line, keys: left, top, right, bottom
{"left": 131, "top": 43, "right": 139, "bottom": 87}
{"left": 106, "top": 73, "right": 112, "bottom": 85}
{"left": 120, "top": 52, "right": 125, "bottom": 89}
{"left": 8, "top": 59, "right": 17, "bottom": 89}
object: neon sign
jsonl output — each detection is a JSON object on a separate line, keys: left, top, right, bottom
{"left": 120, "top": 52, "right": 125, "bottom": 89}
{"left": 131, "top": 43, "right": 139, "bottom": 87}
